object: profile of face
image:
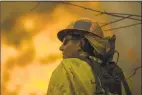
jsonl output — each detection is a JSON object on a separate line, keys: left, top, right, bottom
{"left": 59, "top": 35, "right": 81, "bottom": 59}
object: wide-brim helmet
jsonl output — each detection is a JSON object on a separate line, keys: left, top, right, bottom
{"left": 57, "top": 18, "right": 104, "bottom": 42}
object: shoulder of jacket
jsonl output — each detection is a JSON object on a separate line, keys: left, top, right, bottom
{"left": 61, "top": 58, "right": 87, "bottom": 65}
{"left": 61, "top": 58, "right": 91, "bottom": 70}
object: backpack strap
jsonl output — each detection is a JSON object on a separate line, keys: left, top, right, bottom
{"left": 88, "top": 56, "right": 109, "bottom": 95}
{"left": 118, "top": 70, "right": 132, "bottom": 95}
{"left": 88, "top": 56, "right": 132, "bottom": 95}
{"left": 77, "top": 56, "right": 132, "bottom": 95}
{"left": 76, "top": 56, "right": 106, "bottom": 95}
{"left": 108, "top": 63, "right": 132, "bottom": 95}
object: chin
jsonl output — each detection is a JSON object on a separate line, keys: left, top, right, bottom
{"left": 63, "top": 56, "right": 68, "bottom": 59}
{"left": 62, "top": 55, "right": 66, "bottom": 59}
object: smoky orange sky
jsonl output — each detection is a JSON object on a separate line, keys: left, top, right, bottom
{"left": 1, "top": 2, "right": 141, "bottom": 95}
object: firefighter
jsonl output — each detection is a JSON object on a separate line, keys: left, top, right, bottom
{"left": 47, "top": 18, "right": 132, "bottom": 95}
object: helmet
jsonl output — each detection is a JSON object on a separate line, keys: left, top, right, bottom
{"left": 57, "top": 18, "right": 104, "bottom": 42}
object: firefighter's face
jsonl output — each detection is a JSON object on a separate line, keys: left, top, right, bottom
{"left": 59, "top": 35, "right": 81, "bottom": 59}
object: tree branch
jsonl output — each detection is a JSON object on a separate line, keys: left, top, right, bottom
{"left": 127, "top": 66, "right": 142, "bottom": 80}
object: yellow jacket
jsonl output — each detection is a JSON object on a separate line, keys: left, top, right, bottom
{"left": 47, "top": 57, "right": 132, "bottom": 95}
{"left": 47, "top": 58, "right": 96, "bottom": 95}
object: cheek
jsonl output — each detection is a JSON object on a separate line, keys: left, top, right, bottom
{"left": 66, "top": 44, "right": 78, "bottom": 53}
{"left": 64, "top": 43, "right": 73, "bottom": 52}
{"left": 64, "top": 43, "right": 78, "bottom": 53}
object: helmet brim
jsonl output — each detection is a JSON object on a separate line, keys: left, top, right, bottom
{"left": 57, "top": 29, "right": 88, "bottom": 42}
{"left": 57, "top": 29, "right": 102, "bottom": 42}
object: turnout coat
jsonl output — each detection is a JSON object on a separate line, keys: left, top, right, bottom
{"left": 47, "top": 57, "right": 132, "bottom": 95}
{"left": 47, "top": 58, "right": 96, "bottom": 95}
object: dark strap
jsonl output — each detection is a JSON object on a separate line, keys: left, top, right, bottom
{"left": 76, "top": 56, "right": 106, "bottom": 95}
{"left": 88, "top": 57, "right": 109, "bottom": 95}
{"left": 77, "top": 56, "right": 132, "bottom": 95}
{"left": 119, "top": 72, "right": 132, "bottom": 95}
{"left": 111, "top": 65, "right": 132, "bottom": 95}
{"left": 88, "top": 57, "right": 132, "bottom": 95}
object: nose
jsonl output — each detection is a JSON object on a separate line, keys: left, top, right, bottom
{"left": 59, "top": 44, "right": 64, "bottom": 51}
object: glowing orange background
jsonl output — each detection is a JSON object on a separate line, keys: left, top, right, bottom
{"left": 1, "top": 2, "right": 141, "bottom": 95}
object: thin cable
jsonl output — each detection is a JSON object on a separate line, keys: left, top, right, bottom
{"left": 107, "top": 12, "right": 141, "bottom": 17}
{"left": 95, "top": 13, "right": 104, "bottom": 17}
{"left": 104, "top": 12, "right": 142, "bottom": 21}
{"left": 101, "top": 15, "right": 132, "bottom": 27}
{"left": 61, "top": 2, "right": 142, "bottom": 21}
{"left": 104, "top": 22, "right": 142, "bottom": 31}
{"left": 29, "top": 2, "right": 40, "bottom": 11}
